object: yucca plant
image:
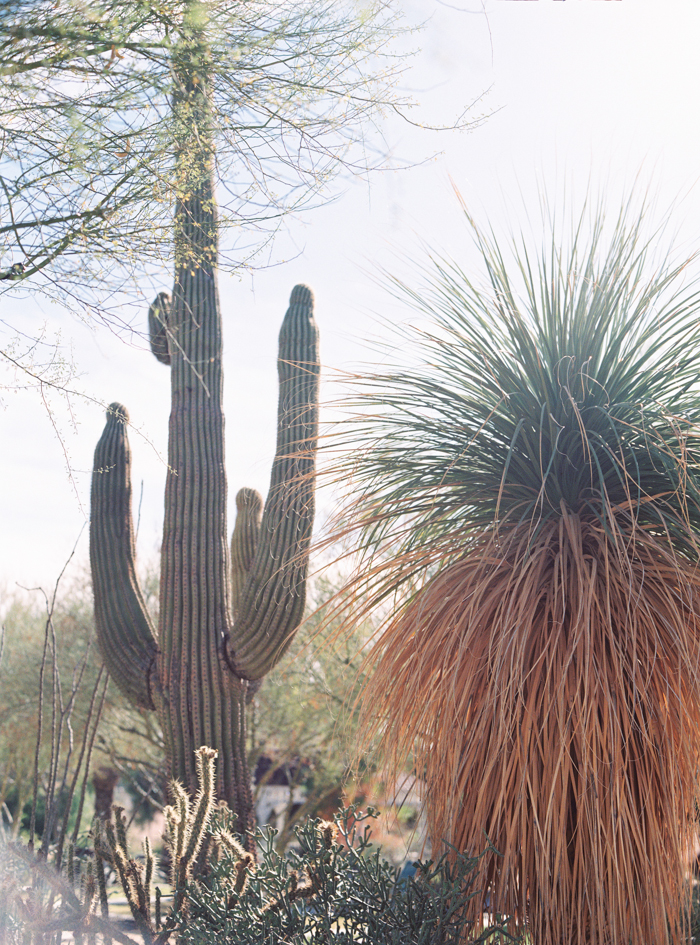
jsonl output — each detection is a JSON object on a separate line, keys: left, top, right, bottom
{"left": 331, "top": 199, "right": 700, "bottom": 945}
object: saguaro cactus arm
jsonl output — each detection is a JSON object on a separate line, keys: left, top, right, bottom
{"left": 227, "top": 284, "right": 320, "bottom": 680}
{"left": 148, "top": 291, "right": 172, "bottom": 365}
{"left": 90, "top": 403, "right": 158, "bottom": 710}
{"left": 230, "top": 487, "right": 263, "bottom": 620}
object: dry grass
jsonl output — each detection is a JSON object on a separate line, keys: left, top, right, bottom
{"left": 359, "top": 504, "right": 700, "bottom": 945}
{"left": 323, "top": 198, "right": 700, "bottom": 945}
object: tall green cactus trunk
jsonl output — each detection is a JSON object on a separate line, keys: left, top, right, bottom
{"left": 159, "top": 172, "right": 253, "bottom": 832}
{"left": 89, "top": 6, "right": 319, "bottom": 845}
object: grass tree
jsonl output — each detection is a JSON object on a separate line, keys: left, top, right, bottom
{"left": 333, "top": 199, "right": 700, "bottom": 945}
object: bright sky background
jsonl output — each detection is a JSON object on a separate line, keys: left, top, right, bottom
{"left": 3, "top": 0, "right": 700, "bottom": 594}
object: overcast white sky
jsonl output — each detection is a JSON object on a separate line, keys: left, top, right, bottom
{"left": 3, "top": 0, "right": 700, "bottom": 593}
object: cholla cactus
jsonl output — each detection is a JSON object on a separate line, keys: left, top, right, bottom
{"left": 94, "top": 808, "right": 156, "bottom": 943}
{"left": 164, "top": 747, "right": 218, "bottom": 891}
{"left": 91, "top": 746, "right": 228, "bottom": 944}
{"left": 89, "top": 4, "right": 320, "bottom": 842}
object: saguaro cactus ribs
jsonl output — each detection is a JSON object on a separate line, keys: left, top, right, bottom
{"left": 90, "top": 284, "right": 319, "bottom": 842}
{"left": 89, "top": 4, "right": 319, "bottom": 842}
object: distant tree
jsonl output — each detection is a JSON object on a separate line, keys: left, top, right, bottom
{"left": 0, "top": 0, "right": 413, "bottom": 318}
{"left": 0, "top": 575, "right": 157, "bottom": 839}
{"left": 0, "top": 585, "right": 101, "bottom": 842}
{"left": 249, "top": 576, "right": 374, "bottom": 847}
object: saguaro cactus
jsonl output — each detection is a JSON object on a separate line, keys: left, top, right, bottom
{"left": 89, "top": 8, "right": 319, "bottom": 842}
{"left": 90, "top": 284, "right": 319, "bottom": 840}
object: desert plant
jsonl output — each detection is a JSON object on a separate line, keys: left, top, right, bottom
{"left": 4, "top": 743, "right": 517, "bottom": 945}
{"left": 183, "top": 806, "right": 517, "bottom": 945}
{"left": 0, "top": 577, "right": 108, "bottom": 849}
{"left": 0, "top": 578, "right": 110, "bottom": 945}
{"left": 330, "top": 198, "right": 700, "bottom": 945}
{"left": 0, "top": 570, "right": 168, "bottom": 833}
{"left": 89, "top": 2, "right": 320, "bottom": 845}
{"left": 88, "top": 746, "right": 220, "bottom": 945}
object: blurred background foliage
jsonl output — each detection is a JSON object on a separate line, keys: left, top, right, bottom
{"left": 0, "top": 568, "right": 383, "bottom": 853}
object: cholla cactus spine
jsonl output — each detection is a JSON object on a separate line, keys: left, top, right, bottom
{"left": 98, "top": 808, "right": 156, "bottom": 944}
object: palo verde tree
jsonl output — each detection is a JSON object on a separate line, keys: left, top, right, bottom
{"left": 331, "top": 200, "right": 700, "bottom": 945}
{"left": 0, "top": 0, "right": 414, "bottom": 377}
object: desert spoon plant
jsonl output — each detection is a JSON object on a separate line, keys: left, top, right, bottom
{"left": 89, "top": 4, "right": 319, "bottom": 845}
{"left": 333, "top": 200, "right": 700, "bottom": 945}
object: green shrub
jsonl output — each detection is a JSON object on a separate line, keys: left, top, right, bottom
{"left": 181, "top": 807, "right": 514, "bottom": 945}
{"left": 4, "top": 748, "right": 520, "bottom": 945}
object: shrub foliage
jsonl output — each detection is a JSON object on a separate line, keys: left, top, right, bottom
{"left": 2, "top": 746, "right": 517, "bottom": 945}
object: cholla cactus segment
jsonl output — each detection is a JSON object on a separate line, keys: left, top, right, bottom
{"left": 101, "top": 804, "right": 156, "bottom": 942}
{"left": 170, "top": 780, "right": 191, "bottom": 819}
{"left": 317, "top": 820, "right": 339, "bottom": 849}
{"left": 66, "top": 841, "right": 77, "bottom": 889}
{"left": 214, "top": 829, "right": 249, "bottom": 862}
{"left": 91, "top": 819, "right": 114, "bottom": 868}
{"left": 143, "top": 837, "right": 153, "bottom": 915}
{"left": 148, "top": 291, "right": 172, "bottom": 365}
{"left": 161, "top": 752, "right": 219, "bottom": 891}
{"left": 155, "top": 886, "right": 162, "bottom": 931}
{"left": 163, "top": 804, "right": 181, "bottom": 846}
{"left": 82, "top": 862, "right": 97, "bottom": 909}
{"left": 228, "top": 285, "right": 320, "bottom": 680}
{"left": 91, "top": 831, "right": 110, "bottom": 924}
{"left": 90, "top": 403, "right": 158, "bottom": 710}
{"left": 209, "top": 819, "right": 256, "bottom": 904}
{"left": 113, "top": 806, "right": 128, "bottom": 853}
{"left": 183, "top": 748, "right": 217, "bottom": 865}
{"left": 165, "top": 782, "right": 191, "bottom": 871}
{"left": 232, "top": 854, "right": 254, "bottom": 898}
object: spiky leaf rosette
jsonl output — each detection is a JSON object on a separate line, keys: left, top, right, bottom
{"left": 334, "top": 203, "right": 700, "bottom": 945}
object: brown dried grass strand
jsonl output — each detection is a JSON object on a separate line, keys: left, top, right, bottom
{"left": 359, "top": 508, "right": 700, "bottom": 945}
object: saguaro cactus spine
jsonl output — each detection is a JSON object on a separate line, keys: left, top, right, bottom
{"left": 89, "top": 5, "right": 320, "bottom": 841}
